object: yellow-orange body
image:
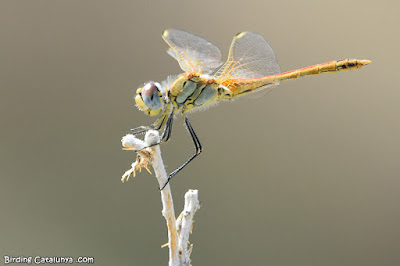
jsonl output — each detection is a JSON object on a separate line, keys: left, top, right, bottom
{"left": 136, "top": 59, "right": 370, "bottom": 115}
{"left": 131, "top": 29, "right": 371, "bottom": 189}
{"left": 223, "top": 58, "right": 370, "bottom": 95}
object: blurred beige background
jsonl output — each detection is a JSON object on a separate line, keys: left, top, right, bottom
{"left": 1, "top": 1, "right": 398, "bottom": 265}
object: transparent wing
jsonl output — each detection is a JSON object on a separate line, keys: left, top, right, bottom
{"left": 162, "top": 29, "right": 223, "bottom": 74}
{"left": 214, "top": 32, "right": 281, "bottom": 82}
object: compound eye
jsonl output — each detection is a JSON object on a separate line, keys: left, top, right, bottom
{"left": 141, "top": 82, "right": 162, "bottom": 110}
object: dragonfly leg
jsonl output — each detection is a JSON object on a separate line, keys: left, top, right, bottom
{"left": 136, "top": 109, "right": 174, "bottom": 151}
{"left": 160, "top": 116, "right": 202, "bottom": 190}
{"left": 130, "top": 125, "right": 153, "bottom": 135}
{"left": 131, "top": 112, "right": 167, "bottom": 134}
{"left": 152, "top": 113, "right": 169, "bottom": 131}
{"left": 160, "top": 112, "right": 174, "bottom": 142}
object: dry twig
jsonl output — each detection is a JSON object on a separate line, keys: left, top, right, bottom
{"left": 122, "top": 131, "right": 200, "bottom": 266}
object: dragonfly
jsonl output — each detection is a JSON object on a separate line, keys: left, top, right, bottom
{"left": 132, "top": 29, "right": 371, "bottom": 189}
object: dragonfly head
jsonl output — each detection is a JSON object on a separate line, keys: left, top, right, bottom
{"left": 135, "top": 82, "right": 164, "bottom": 116}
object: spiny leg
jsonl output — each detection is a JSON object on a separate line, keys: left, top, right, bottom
{"left": 137, "top": 109, "right": 174, "bottom": 151}
{"left": 160, "top": 116, "right": 202, "bottom": 190}
{"left": 160, "top": 112, "right": 174, "bottom": 142}
{"left": 131, "top": 111, "right": 168, "bottom": 135}
{"left": 130, "top": 125, "right": 155, "bottom": 135}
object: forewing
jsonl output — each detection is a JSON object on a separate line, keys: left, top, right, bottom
{"left": 163, "top": 29, "right": 223, "bottom": 74}
{"left": 214, "top": 32, "right": 281, "bottom": 82}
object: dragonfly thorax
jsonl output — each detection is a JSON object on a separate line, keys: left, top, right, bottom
{"left": 168, "top": 74, "right": 221, "bottom": 114}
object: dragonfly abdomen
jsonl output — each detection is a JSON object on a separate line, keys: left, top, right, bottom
{"left": 276, "top": 59, "right": 371, "bottom": 81}
{"left": 217, "top": 59, "right": 371, "bottom": 98}
{"left": 240, "top": 59, "right": 371, "bottom": 92}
